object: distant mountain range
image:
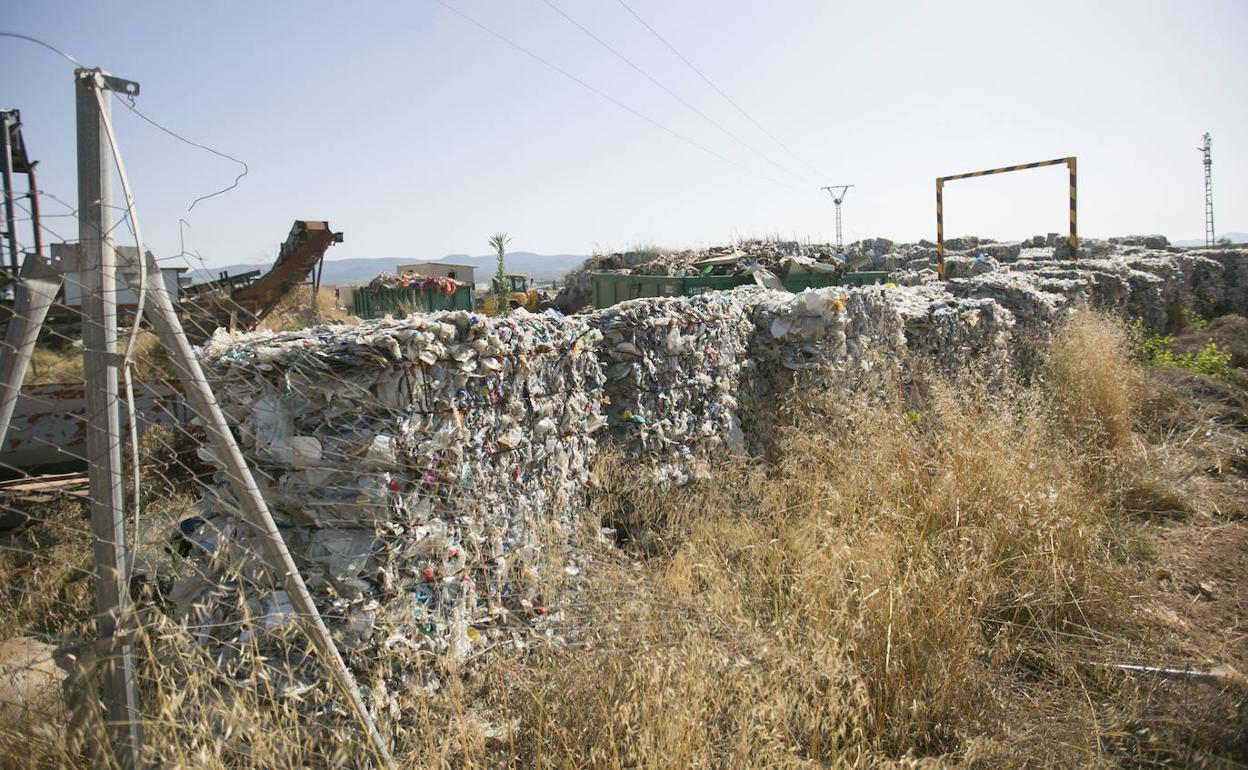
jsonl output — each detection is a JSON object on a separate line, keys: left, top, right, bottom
{"left": 191, "top": 251, "right": 588, "bottom": 287}
{"left": 1172, "top": 231, "right": 1248, "bottom": 247}
{"left": 189, "top": 232, "right": 1246, "bottom": 287}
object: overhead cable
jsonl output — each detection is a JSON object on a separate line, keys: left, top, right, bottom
{"left": 120, "top": 96, "right": 249, "bottom": 212}
{"left": 538, "top": 0, "right": 808, "bottom": 185}
{"left": 0, "top": 32, "right": 249, "bottom": 212}
{"left": 612, "top": 0, "right": 829, "bottom": 181}
{"left": 0, "top": 31, "right": 81, "bottom": 66}
{"left": 432, "top": 0, "right": 807, "bottom": 194}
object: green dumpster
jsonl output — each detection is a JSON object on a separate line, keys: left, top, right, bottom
{"left": 353, "top": 284, "right": 473, "bottom": 318}
{"left": 590, "top": 271, "right": 890, "bottom": 309}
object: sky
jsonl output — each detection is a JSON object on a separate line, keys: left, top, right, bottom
{"left": 2, "top": 0, "right": 1245, "bottom": 269}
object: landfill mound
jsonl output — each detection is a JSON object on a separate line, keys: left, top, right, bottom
{"left": 176, "top": 313, "right": 605, "bottom": 660}
{"left": 556, "top": 239, "right": 849, "bottom": 312}
{"left": 555, "top": 235, "right": 1246, "bottom": 313}
{"left": 176, "top": 241, "right": 1248, "bottom": 672}
{"left": 594, "top": 292, "right": 756, "bottom": 486}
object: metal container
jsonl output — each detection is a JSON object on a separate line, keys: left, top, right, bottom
{"left": 590, "top": 271, "right": 889, "bottom": 309}
{"left": 0, "top": 381, "right": 187, "bottom": 473}
{"left": 352, "top": 284, "right": 473, "bottom": 318}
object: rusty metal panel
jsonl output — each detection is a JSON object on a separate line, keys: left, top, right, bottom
{"left": 230, "top": 220, "right": 338, "bottom": 315}
{"left": 0, "top": 381, "right": 187, "bottom": 471}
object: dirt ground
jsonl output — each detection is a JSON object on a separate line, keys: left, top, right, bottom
{"left": 1105, "top": 321, "right": 1248, "bottom": 767}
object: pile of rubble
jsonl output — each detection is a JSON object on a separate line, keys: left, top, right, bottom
{"left": 176, "top": 311, "right": 605, "bottom": 661}
{"left": 176, "top": 237, "right": 1248, "bottom": 674}
{"left": 366, "top": 271, "right": 459, "bottom": 293}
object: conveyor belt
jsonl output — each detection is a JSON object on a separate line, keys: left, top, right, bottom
{"left": 230, "top": 220, "right": 341, "bottom": 323}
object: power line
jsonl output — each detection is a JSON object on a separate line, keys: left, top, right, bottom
{"left": 0, "top": 31, "right": 81, "bottom": 66}
{"left": 612, "top": 0, "right": 828, "bottom": 181}
{"left": 119, "top": 96, "right": 249, "bottom": 212}
{"left": 537, "top": 0, "right": 807, "bottom": 186}
{"left": 0, "top": 32, "right": 247, "bottom": 215}
{"left": 431, "top": 0, "right": 807, "bottom": 194}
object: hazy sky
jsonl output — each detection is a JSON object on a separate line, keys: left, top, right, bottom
{"left": 3, "top": 0, "right": 1245, "bottom": 268}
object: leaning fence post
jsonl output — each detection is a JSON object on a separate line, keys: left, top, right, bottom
{"left": 75, "top": 66, "right": 143, "bottom": 770}
{"left": 87, "top": 69, "right": 396, "bottom": 770}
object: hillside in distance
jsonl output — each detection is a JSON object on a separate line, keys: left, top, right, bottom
{"left": 191, "top": 251, "right": 588, "bottom": 286}
{"left": 1172, "top": 231, "right": 1248, "bottom": 247}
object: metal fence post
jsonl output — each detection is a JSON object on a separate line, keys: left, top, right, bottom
{"left": 0, "top": 256, "right": 63, "bottom": 449}
{"left": 75, "top": 67, "right": 143, "bottom": 770}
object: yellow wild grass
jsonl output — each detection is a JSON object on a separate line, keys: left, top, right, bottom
{"left": 260, "top": 287, "right": 357, "bottom": 332}
{"left": 1, "top": 312, "right": 1169, "bottom": 768}
{"left": 1046, "top": 312, "right": 1139, "bottom": 452}
{"left": 548, "top": 393, "right": 1119, "bottom": 766}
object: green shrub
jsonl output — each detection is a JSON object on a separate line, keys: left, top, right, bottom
{"left": 1132, "top": 319, "right": 1233, "bottom": 379}
{"left": 1152, "top": 341, "right": 1233, "bottom": 379}
{"left": 1177, "top": 306, "right": 1209, "bottom": 332}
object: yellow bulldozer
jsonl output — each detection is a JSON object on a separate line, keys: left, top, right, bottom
{"left": 481, "top": 273, "right": 539, "bottom": 316}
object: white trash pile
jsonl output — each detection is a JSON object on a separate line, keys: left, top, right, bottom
{"left": 749, "top": 287, "right": 905, "bottom": 396}
{"left": 173, "top": 242, "right": 1248, "bottom": 663}
{"left": 174, "top": 310, "right": 605, "bottom": 659}
{"left": 591, "top": 292, "right": 758, "bottom": 486}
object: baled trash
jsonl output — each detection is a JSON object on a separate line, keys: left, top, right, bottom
{"left": 172, "top": 241, "right": 1248, "bottom": 675}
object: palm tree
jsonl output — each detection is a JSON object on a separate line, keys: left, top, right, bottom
{"left": 489, "top": 233, "right": 511, "bottom": 306}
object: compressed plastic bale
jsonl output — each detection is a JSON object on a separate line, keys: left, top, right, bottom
{"left": 183, "top": 310, "right": 607, "bottom": 662}
{"left": 176, "top": 236, "right": 1248, "bottom": 676}
{"left": 589, "top": 291, "right": 760, "bottom": 486}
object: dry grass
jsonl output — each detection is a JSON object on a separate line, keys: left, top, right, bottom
{"left": 22, "top": 330, "right": 177, "bottom": 386}
{"left": 260, "top": 287, "right": 357, "bottom": 332}
{"left": 1046, "top": 312, "right": 1139, "bottom": 452}
{"left": 2, "top": 312, "right": 1244, "bottom": 768}
{"left": 23, "top": 343, "right": 85, "bottom": 386}
{"left": 553, "top": 390, "right": 1118, "bottom": 767}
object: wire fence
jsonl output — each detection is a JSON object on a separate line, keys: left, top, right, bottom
{"left": 7, "top": 27, "right": 1243, "bottom": 770}
{"left": 0, "top": 67, "right": 687, "bottom": 755}
{"left": 0, "top": 66, "right": 605, "bottom": 768}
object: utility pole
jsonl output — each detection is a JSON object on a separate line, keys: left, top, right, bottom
{"left": 1199, "top": 132, "right": 1214, "bottom": 247}
{"left": 2, "top": 110, "right": 21, "bottom": 273}
{"left": 820, "top": 184, "right": 854, "bottom": 251}
{"left": 76, "top": 68, "right": 143, "bottom": 770}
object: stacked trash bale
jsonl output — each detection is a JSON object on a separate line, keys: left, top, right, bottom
{"left": 888, "top": 247, "right": 1239, "bottom": 338}
{"left": 748, "top": 286, "right": 906, "bottom": 397}
{"left": 891, "top": 285, "right": 1020, "bottom": 383}
{"left": 177, "top": 310, "right": 605, "bottom": 659}
{"left": 1201, "top": 248, "right": 1248, "bottom": 314}
{"left": 175, "top": 240, "right": 1248, "bottom": 671}
{"left": 590, "top": 292, "right": 758, "bottom": 486}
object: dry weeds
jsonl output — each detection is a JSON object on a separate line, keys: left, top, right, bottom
{"left": 260, "top": 287, "right": 357, "bottom": 332}
{"left": 2, "top": 312, "right": 1245, "bottom": 768}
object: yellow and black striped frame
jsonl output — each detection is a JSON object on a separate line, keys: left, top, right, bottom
{"left": 935, "top": 156, "right": 1076, "bottom": 279}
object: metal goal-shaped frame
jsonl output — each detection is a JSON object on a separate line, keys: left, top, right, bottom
{"left": 936, "top": 156, "right": 1076, "bottom": 278}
